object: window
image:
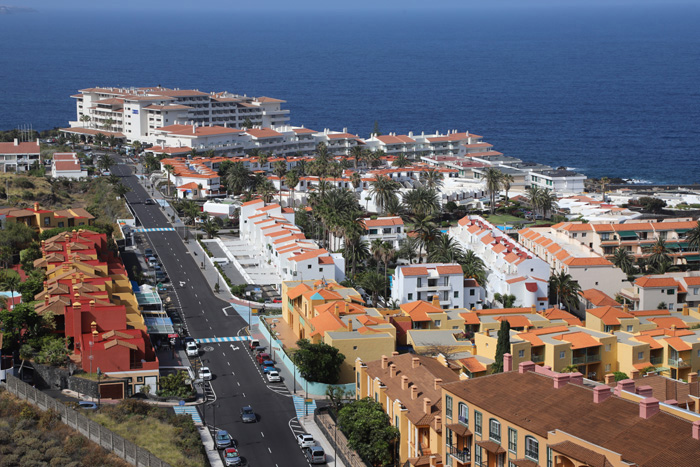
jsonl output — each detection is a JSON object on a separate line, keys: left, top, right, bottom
{"left": 434, "top": 320, "right": 441, "bottom": 327}
{"left": 474, "top": 411, "right": 482, "bottom": 435}
{"left": 458, "top": 403, "right": 468, "bottom": 426}
{"left": 454, "top": 291, "right": 459, "bottom": 298}
{"left": 58, "top": 222, "right": 65, "bottom": 228}
{"left": 395, "top": 415, "right": 399, "bottom": 427}
{"left": 627, "top": 325, "right": 634, "bottom": 332}
{"left": 474, "top": 445, "right": 481, "bottom": 464}
{"left": 408, "top": 293, "right": 413, "bottom": 300}
{"left": 667, "top": 289, "right": 675, "bottom": 295}
{"left": 375, "top": 393, "right": 378, "bottom": 402}
{"left": 307, "top": 264, "right": 312, "bottom": 269}
{"left": 518, "top": 349, "right": 524, "bottom": 358}
{"left": 605, "top": 364, "right": 611, "bottom": 372}
{"left": 559, "top": 351, "right": 565, "bottom": 359}
{"left": 356, "top": 372, "right": 360, "bottom": 391}
{"left": 606, "top": 344, "right": 611, "bottom": 352}
{"left": 417, "top": 278, "right": 422, "bottom": 287}
{"left": 489, "top": 419, "right": 501, "bottom": 442}
{"left": 470, "top": 289, "right": 475, "bottom": 296}
{"left": 638, "top": 351, "right": 644, "bottom": 360}
{"left": 525, "top": 436, "right": 539, "bottom": 461}
{"left": 445, "top": 395, "right": 453, "bottom": 419}
{"left": 508, "top": 427, "right": 517, "bottom": 453}
{"left": 44, "top": 217, "right": 50, "bottom": 226}
{"left": 547, "top": 447, "right": 553, "bottom": 467}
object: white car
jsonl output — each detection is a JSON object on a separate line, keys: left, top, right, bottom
{"left": 296, "top": 433, "right": 315, "bottom": 448}
{"left": 186, "top": 341, "right": 199, "bottom": 357}
{"left": 199, "top": 367, "right": 212, "bottom": 381}
{"left": 266, "top": 370, "right": 281, "bottom": 383}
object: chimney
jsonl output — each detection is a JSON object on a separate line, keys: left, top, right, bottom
{"left": 693, "top": 420, "right": 700, "bottom": 441}
{"left": 44, "top": 294, "right": 49, "bottom": 306}
{"left": 504, "top": 353, "right": 513, "bottom": 372}
{"left": 423, "top": 397, "right": 431, "bottom": 414}
{"left": 531, "top": 304, "right": 536, "bottom": 313}
{"left": 433, "top": 415, "right": 442, "bottom": 432}
{"left": 432, "top": 296, "right": 440, "bottom": 308}
{"left": 569, "top": 372, "right": 584, "bottom": 385}
{"left": 683, "top": 303, "right": 689, "bottom": 316}
{"left": 689, "top": 373, "right": 698, "bottom": 384}
{"left": 401, "top": 375, "right": 409, "bottom": 390}
{"left": 434, "top": 378, "right": 443, "bottom": 390}
{"left": 334, "top": 302, "right": 340, "bottom": 316}
{"left": 593, "top": 386, "right": 612, "bottom": 403}
{"left": 615, "top": 379, "right": 636, "bottom": 396}
{"left": 630, "top": 369, "right": 640, "bottom": 380}
{"left": 13, "top": 138, "right": 18, "bottom": 146}
{"left": 381, "top": 355, "right": 388, "bottom": 369}
{"left": 519, "top": 361, "right": 536, "bottom": 374}
{"left": 347, "top": 319, "right": 353, "bottom": 332}
{"left": 412, "top": 357, "right": 420, "bottom": 369}
{"left": 671, "top": 324, "right": 677, "bottom": 332}
{"left": 640, "top": 397, "right": 660, "bottom": 419}
{"left": 623, "top": 303, "right": 629, "bottom": 313}
{"left": 390, "top": 364, "right": 397, "bottom": 378}
{"left": 553, "top": 373, "right": 570, "bottom": 389}
{"left": 411, "top": 385, "right": 418, "bottom": 400}
{"left": 604, "top": 373, "right": 615, "bottom": 385}
{"left": 392, "top": 351, "right": 399, "bottom": 356}
{"left": 636, "top": 385, "right": 654, "bottom": 398}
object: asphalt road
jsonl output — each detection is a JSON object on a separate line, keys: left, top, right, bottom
{"left": 113, "top": 161, "right": 310, "bottom": 467}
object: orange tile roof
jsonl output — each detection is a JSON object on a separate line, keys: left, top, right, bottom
{"left": 362, "top": 217, "right": 404, "bottom": 227}
{"left": 664, "top": 337, "right": 692, "bottom": 351}
{"left": 492, "top": 244, "right": 507, "bottom": 254}
{"left": 287, "top": 283, "right": 312, "bottom": 300}
{"left": 563, "top": 257, "right": 612, "bottom": 267}
{"left": 289, "top": 249, "right": 329, "bottom": 262}
{"left": 246, "top": 128, "right": 283, "bottom": 138}
{"left": 587, "top": 306, "right": 633, "bottom": 325}
{"left": 436, "top": 265, "right": 463, "bottom": 275}
{"left": 647, "top": 317, "right": 689, "bottom": 330}
{"left": 635, "top": 276, "right": 679, "bottom": 288}
{"left": 631, "top": 334, "right": 663, "bottom": 350}
{"left": 400, "top": 267, "right": 429, "bottom": 277}
{"left": 541, "top": 307, "right": 583, "bottom": 326}
{"left": 459, "top": 312, "right": 481, "bottom": 325}
{"left": 309, "top": 310, "right": 346, "bottom": 337}
{"left": 458, "top": 357, "right": 487, "bottom": 373}
{"left": 242, "top": 199, "right": 265, "bottom": 206}
{"left": 496, "top": 315, "right": 532, "bottom": 328}
{"left": 580, "top": 289, "right": 620, "bottom": 308}
{"left": 553, "top": 331, "right": 602, "bottom": 349}
{"left": 480, "top": 234, "right": 495, "bottom": 245}
{"left": 302, "top": 288, "right": 343, "bottom": 301}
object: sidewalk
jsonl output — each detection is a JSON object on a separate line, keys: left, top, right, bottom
{"left": 300, "top": 414, "right": 347, "bottom": 467}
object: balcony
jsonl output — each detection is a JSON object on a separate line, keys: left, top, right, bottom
{"left": 650, "top": 355, "right": 663, "bottom": 365}
{"left": 572, "top": 352, "right": 601, "bottom": 365}
{"left": 669, "top": 358, "right": 690, "bottom": 368}
{"left": 531, "top": 354, "right": 545, "bottom": 363}
{"left": 416, "top": 285, "right": 451, "bottom": 292}
{"left": 449, "top": 446, "right": 470, "bottom": 463}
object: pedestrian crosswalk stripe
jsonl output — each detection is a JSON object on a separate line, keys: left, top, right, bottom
{"left": 135, "top": 227, "right": 175, "bottom": 232}
{"left": 195, "top": 336, "right": 252, "bottom": 344}
{"left": 293, "top": 395, "right": 316, "bottom": 419}
{"left": 173, "top": 406, "right": 202, "bottom": 424}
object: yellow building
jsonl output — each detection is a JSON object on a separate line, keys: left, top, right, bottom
{"left": 356, "top": 353, "right": 461, "bottom": 466}
{"left": 1, "top": 202, "right": 94, "bottom": 233}
{"left": 441, "top": 364, "right": 700, "bottom": 467}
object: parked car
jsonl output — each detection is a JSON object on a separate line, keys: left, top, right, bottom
{"left": 304, "top": 446, "right": 326, "bottom": 464}
{"left": 155, "top": 272, "right": 169, "bottom": 283}
{"left": 266, "top": 370, "right": 281, "bottom": 383}
{"left": 184, "top": 336, "right": 197, "bottom": 348}
{"left": 147, "top": 258, "right": 158, "bottom": 268}
{"left": 186, "top": 341, "right": 199, "bottom": 357}
{"left": 153, "top": 264, "right": 162, "bottom": 272}
{"left": 272, "top": 298, "right": 282, "bottom": 303}
{"left": 261, "top": 361, "right": 276, "bottom": 373}
{"left": 144, "top": 199, "right": 155, "bottom": 205}
{"left": 146, "top": 254, "right": 157, "bottom": 263}
{"left": 256, "top": 352, "right": 271, "bottom": 364}
{"left": 199, "top": 367, "right": 212, "bottom": 381}
{"left": 144, "top": 248, "right": 153, "bottom": 256}
{"left": 215, "top": 430, "right": 233, "bottom": 449}
{"left": 240, "top": 405, "right": 256, "bottom": 423}
{"left": 296, "top": 433, "right": 315, "bottom": 448}
{"left": 77, "top": 401, "right": 98, "bottom": 410}
{"left": 249, "top": 339, "right": 260, "bottom": 351}
{"left": 222, "top": 447, "right": 242, "bottom": 466}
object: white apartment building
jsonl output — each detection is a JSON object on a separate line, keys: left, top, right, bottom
{"left": 361, "top": 217, "right": 406, "bottom": 249}
{"left": 158, "top": 157, "right": 222, "bottom": 198}
{"left": 619, "top": 274, "right": 700, "bottom": 311}
{"left": 0, "top": 139, "right": 41, "bottom": 172}
{"left": 50, "top": 153, "right": 86, "bottom": 179}
{"left": 67, "top": 86, "right": 290, "bottom": 142}
{"left": 453, "top": 215, "right": 551, "bottom": 310}
{"left": 239, "top": 199, "right": 345, "bottom": 285}
{"left": 391, "top": 263, "right": 469, "bottom": 309}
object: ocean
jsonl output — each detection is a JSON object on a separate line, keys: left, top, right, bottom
{"left": 0, "top": 5, "right": 699, "bottom": 184}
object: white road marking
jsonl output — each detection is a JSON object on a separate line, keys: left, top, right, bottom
{"left": 268, "top": 447, "right": 272, "bottom": 454}
{"left": 261, "top": 431, "right": 265, "bottom": 438}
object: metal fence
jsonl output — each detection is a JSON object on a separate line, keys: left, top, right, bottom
{"left": 314, "top": 406, "right": 370, "bottom": 467}
{"left": 3, "top": 374, "right": 172, "bottom": 467}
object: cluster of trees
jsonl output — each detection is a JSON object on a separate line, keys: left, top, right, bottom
{"left": 337, "top": 397, "right": 400, "bottom": 467}
{"left": 291, "top": 339, "right": 345, "bottom": 384}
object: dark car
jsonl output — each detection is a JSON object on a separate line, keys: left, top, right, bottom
{"left": 144, "top": 248, "right": 153, "bottom": 256}
{"left": 240, "top": 405, "right": 256, "bottom": 423}
{"left": 144, "top": 199, "right": 155, "bottom": 205}
{"left": 215, "top": 430, "right": 233, "bottom": 449}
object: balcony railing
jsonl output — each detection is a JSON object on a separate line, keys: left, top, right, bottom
{"left": 669, "top": 358, "right": 690, "bottom": 368}
{"left": 531, "top": 354, "right": 545, "bottom": 363}
{"left": 650, "top": 356, "right": 663, "bottom": 365}
{"left": 572, "top": 353, "right": 601, "bottom": 365}
{"left": 449, "top": 446, "right": 470, "bottom": 463}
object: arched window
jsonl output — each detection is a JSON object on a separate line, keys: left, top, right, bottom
{"left": 458, "top": 402, "right": 468, "bottom": 426}
{"left": 525, "top": 436, "right": 539, "bottom": 461}
{"left": 489, "top": 418, "right": 501, "bottom": 442}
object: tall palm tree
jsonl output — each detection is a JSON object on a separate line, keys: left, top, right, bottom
{"left": 350, "top": 146, "right": 364, "bottom": 170}
{"left": 461, "top": 250, "right": 488, "bottom": 287}
{"left": 420, "top": 168, "right": 444, "bottom": 190}
{"left": 402, "top": 187, "right": 440, "bottom": 217}
{"left": 600, "top": 176, "right": 611, "bottom": 202}
{"left": 226, "top": 162, "right": 252, "bottom": 195}
{"left": 484, "top": 168, "right": 503, "bottom": 214}
{"left": 427, "top": 233, "right": 465, "bottom": 264}
{"left": 256, "top": 179, "right": 277, "bottom": 203}
{"left": 410, "top": 213, "right": 438, "bottom": 263}
{"left": 379, "top": 242, "right": 395, "bottom": 299}
{"left": 0, "top": 271, "right": 21, "bottom": 298}
{"left": 201, "top": 216, "right": 220, "bottom": 239}
{"left": 646, "top": 238, "right": 672, "bottom": 270}
{"left": 273, "top": 160, "right": 288, "bottom": 202}
{"left": 79, "top": 114, "right": 91, "bottom": 128}
{"left": 102, "top": 118, "right": 115, "bottom": 131}
{"left": 359, "top": 271, "right": 388, "bottom": 307}
{"left": 549, "top": 270, "right": 582, "bottom": 311}
{"left": 180, "top": 199, "right": 200, "bottom": 226}
{"left": 686, "top": 220, "right": 700, "bottom": 251}
{"left": 371, "top": 239, "right": 385, "bottom": 274}
{"left": 397, "top": 237, "right": 419, "bottom": 264}
{"left": 501, "top": 173, "right": 514, "bottom": 206}
{"left": 393, "top": 153, "right": 410, "bottom": 168}
{"left": 113, "top": 183, "right": 131, "bottom": 199}
{"left": 94, "top": 133, "right": 107, "bottom": 148}
{"left": 369, "top": 175, "right": 400, "bottom": 215}
{"left": 257, "top": 151, "right": 269, "bottom": 169}
{"left": 107, "top": 135, "right": 117, "bottom": 150}
{"left": 97, "top": 154, "right": 115, "bottom": 173}
{"left": 611, "top": 247, "right": 636, "bottom": 275}
{"left": 285, "top": 170, "right": 300, "bottom": 209}
{"left": 539, "top": 189, "right": 558, "bottom": 219}
{"left": 350, "top": 172, "right": 362, "bottom": 192}
{"left": 163, "top": 164, "right": 175, "bottom": 197}
{"left": 363, "top": 150, "right": 381, "bottom": 168}
{"left": 383, "top": 196, "right": 408, "bottom": 220}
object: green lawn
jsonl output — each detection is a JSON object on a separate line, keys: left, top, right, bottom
{"left": 482, "top": 214, "right": 528, "bottom": 225}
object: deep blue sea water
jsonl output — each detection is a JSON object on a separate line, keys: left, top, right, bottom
{"left": 1, "top": 6, "right": 699, "bottom": 183}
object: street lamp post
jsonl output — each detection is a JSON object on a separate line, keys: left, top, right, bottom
{"left": 246, "top": 291, "right": 251, "bottom": 331}
{"left": 96, "top": 368, "right": 102, "bottom": 408}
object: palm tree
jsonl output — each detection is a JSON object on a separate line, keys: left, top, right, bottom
{"left": 69, "top": 133, "right": 80, "bottom": 148}
{"left": 359, "top": 271, "right": 388, "bottom": 307}
{"left": 180, "top": 199, "right": 200, "bottom": 226}
{"left": 97, "top": 154, "right": 115, "bottom": 173}
{"left": 163, "top": 164, "right": 175, "bottom": 197}
{"left": 285, "top": 170, "right": 300, "bottom": 209}
{"left": 107, "top": 135, "right": 117, "bottom": 150}
{"left": 461, "top": 250, "right": 488, "bottom": 287}
{"left": 273, "top": 160, "right": 288, "bottom": 202}
{"left": 350, "top": 146, "right": 364, "bottom": 170}
{"left": 561, "top": 364, "right": 581, "bottom": 373}
{"left": 612, "top": 247, "right": 636, "bottom": 275}
{"left": 410, "top": 213, "right": 438, "bottom": 263}
{"left": 383, "top": 196, "right": 408, "bottom": 219}
{"left": 484, "top": 168, "right": 503, "bottom": 214}
{"left": 106, "top": 174, "right": 121, "bottom": 185}
{"left": 379, "top": 242, "right": 395, "bottom": 299}
{"left": 79, "top": 114, "right": 91, "bottom": 128}
{"left": 257, "top": 151, "right": 269, "bottom": 169}
{"left": 420, "top": 168, "right": 444, "bottom": 190}
{"left": 402, "top": 187, "right": 440, "bottom": 217}
{"left": 539, "top": 189, "right": 559, "bottom": 219}
{"left": 94, "top": 133, "right": 107, "bottom": 148}
{"left": 493, "top": 293, "right": 517, "bottom": 308}
{"left": 102, "top": 117, "right": 115, "bottom": 131}
{"left": 427, "top": 233, "right": 465, "bottom": 264}
{"left": 501, "top": 173, "right": 514, "bottom": 206}
{"left": 397, "top": 237, "right": 419, "bottom": 264}
{"left": 371, "top": 239, "right": 385, "bottom": 274}
{"left": 256, "top": 179, "right": 276, "bottom": 203}
{"left": 0, "top": 270, "right": 21, "bottom": 298}
{"left": 362, "top": 150, "right": 381, "bottom": 169}
{"left": 686, "top": 220, "right": 700, "bottom": 251}
{"left": 350, "top": 172, "right": 362, "bottom": 192}
{"left": 369, "top": 175, "right": 400, "bottom": 215}
{"left": 600, "top": 177, "right": 611, "bottom": 202}
{"left": 393, "top": 153, "right": 410, "bottom": 168}
{"left": 114, "top": 183, "right": 131, "bottom": 199}
{"left": 132, "top": 140, "right": 143, "bottom": 155}
{"left": 646, "top": 238, "right": 672, "bottom": 271}
{"left": 226, "top": 162, "right": 252, "bottom": 195}
{"left": 201, "top": 216, "right": 220, "bottom": 239}
{"left": 549, "top": 270, "right": 582, "bottom": 311}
